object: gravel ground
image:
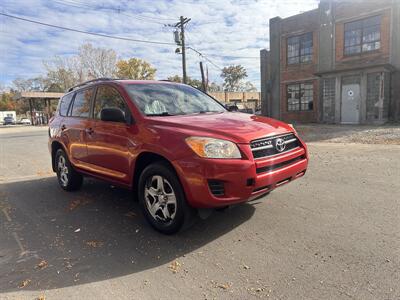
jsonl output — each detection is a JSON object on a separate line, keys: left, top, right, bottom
{"left": 296, "top": 124, "right": 400, "bottom": 145}
{"left": 0, "top": 126, "right": 399, "bottom": 300}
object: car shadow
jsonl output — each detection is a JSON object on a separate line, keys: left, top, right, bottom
{"left": 0, "top": 176, "right": 255, "bottom": 292}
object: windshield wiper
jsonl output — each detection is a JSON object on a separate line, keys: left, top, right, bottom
{"left": 146, "top": 112, "right": 175, "bottom": 116}
{"left": 193, "top": 110, "right": 222, "bottom": 114}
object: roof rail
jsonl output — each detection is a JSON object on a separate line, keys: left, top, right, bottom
{"left": 67, "top": 78, "right": 113, "bottom": 92}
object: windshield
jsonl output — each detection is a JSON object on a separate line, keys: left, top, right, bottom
{"left": 125, "top": 83, "right": 226, "bottom": 116}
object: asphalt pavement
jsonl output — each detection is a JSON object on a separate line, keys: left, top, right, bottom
{"left": 0, "top": 127, "right": 399, "bottom": 299}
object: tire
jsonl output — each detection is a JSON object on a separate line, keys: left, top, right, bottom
{"left": 55, "top": 149, "right": 83, "bottom": 191}
{"left": 138, "top": 162, "right": 195, "bottom": 234}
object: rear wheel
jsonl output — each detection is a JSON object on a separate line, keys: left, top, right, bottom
{"left": 138, "top": 162, "right": 195, "bottom": 234}
{"left": 55, "top": 149, "right": 83, "bottom": 191}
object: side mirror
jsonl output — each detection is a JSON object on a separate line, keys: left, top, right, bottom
{"left": 225, "top": 104, "right": 239, "bottom": 112}
{"left": 100, "top": 108, "right": 126, "bottom": 123}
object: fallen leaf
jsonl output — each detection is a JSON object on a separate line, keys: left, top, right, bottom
{"left": 36, "top": 295, "right": 45, "bottom": 300}
{"left": 124, "top": 211, "right": 137, "bottom": 218}
{"left": 19, "top": 279, "right": 31, "bottom": 288}
{"left": 36, "top": 260, "right": 48, "bottom": 270}
{"left": 168, "top": 260, "right": 181, "bottom": 273}
{"left": 63, "top": 259, "right": 73, "bottom": 269}
{"left": 68, "top": 197, "right": 91, "bottom": 211}
{"left": 86, "top": 240, "right": 104, "bottom": 248}
{"left": 217, "top": 283, "right": 231, "bottom": 290}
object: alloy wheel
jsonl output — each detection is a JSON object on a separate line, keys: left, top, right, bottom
{"left": 58, "top": 155, "right": 69, "bottom": 187}
{"left": 144, "top": 175, "right": 177, "bottom": 223}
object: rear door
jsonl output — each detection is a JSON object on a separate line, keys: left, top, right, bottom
{"left": 62, "top": 87, "right": 94, "bottom": 163}
{"left": 86, "top": 84, "right": 135, "bottom": 184}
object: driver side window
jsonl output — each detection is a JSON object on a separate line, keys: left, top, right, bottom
{"left": 94, "top": 85, "right": 127, "bottom": 120}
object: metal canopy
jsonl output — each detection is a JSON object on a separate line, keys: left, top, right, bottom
{"left": 13, "top": 91, "right": 64, "bottom": 100}
{"left": 13, "top": 92, "right": 64, "bottom": 126}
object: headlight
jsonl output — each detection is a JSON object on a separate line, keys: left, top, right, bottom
{"left": 185, "top": 137, "right": 242, "bottom": 159}
{"left": 288, "top": 123, "right": 297, "bottom": 133}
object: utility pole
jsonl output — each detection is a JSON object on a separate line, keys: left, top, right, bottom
{"left": 172, "top": 16, "right": 191, "bottom": 84}
{"left": 180, "top": 16, "right": 187, "bottom": 84}
{"left": 199, "top": 61, "right": 207, "bottom": 92}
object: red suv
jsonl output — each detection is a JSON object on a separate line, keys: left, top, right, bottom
{"left": 49, "top": 78, "right": 308, "bottom": 234}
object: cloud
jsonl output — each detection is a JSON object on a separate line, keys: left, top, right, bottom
{"left": 0, "top": 0, "right": 319, "bottom": 89}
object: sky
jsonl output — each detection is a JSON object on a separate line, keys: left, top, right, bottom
{"left": 0, "top": 0, "right": 319, "bottom": 90}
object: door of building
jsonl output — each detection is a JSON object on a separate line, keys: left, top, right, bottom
{"left": 341, "top": 78, "right": 361, "bottom": 124}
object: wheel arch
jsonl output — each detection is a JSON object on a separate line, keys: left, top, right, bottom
{"left": 133, "top": 151, "right": 179, "bottom": 193}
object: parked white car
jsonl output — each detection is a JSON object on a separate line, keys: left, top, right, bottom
{"left": 19, "top": 118, "right": 32, "bottom": 125}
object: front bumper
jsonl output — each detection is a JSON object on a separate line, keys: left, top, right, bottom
{"left": 173, "top": 139, "right": 308, "bottom": 208}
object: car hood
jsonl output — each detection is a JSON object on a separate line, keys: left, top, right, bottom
{"left": 147, "top": 112, "right": 293, "bottom": 143}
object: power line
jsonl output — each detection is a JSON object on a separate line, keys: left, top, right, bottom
{"left": 0, "top": 12, "right": 176, "bottom": 46}
{"left": 51, "top": 0, "right": 176, "bottom": 23}
{"left": 185, "top": 29, "right": 259, "bottom": 59}
{"left": 205, "top": 53, "right": 259, "bottom": 59}
{"left": 187, "top": 47, "right": 223, "bottom": 71}
{"left": 186, "top": 31, "right": 260, "bottom": 59}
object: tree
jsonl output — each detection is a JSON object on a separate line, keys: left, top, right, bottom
{"left": 0, "top": 92, "right": 15, "bottom": 111}
{"left": 243, "top": 81, "right": 257, "bottom": 92}
{"left": 115, "top": 58, "right": 156, "bottom": 80}
{"left": 167, "top": 75, "right": 202, "bottom": 89}
{"left": 220, "top": 65, "right": 248, "bottom": 92}
{"left": 12, "top": 77, "right": 50, "bottom": 92}
{"left": 43, "top": 43, "right": 117, "bottom": 91}
{"left": 207, "top": 82, "right": 223, "bottom": 92}
{"left": 44, "top": 56, "right": 78, "bottom": 92}
{"left": 78, "top": 43, "right": 117, "bottom": 78}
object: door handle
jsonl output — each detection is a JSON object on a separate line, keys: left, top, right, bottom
{"left": 61, "top": 124, "right": 66, "bottom": 131}
{"left": 86, "top": 127, "right": 94, "bottom": 135}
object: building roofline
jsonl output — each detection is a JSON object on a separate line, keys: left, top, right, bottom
{"left": 270, "top": 7, "right": 319, "bottom": 23}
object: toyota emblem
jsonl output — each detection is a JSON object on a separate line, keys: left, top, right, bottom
{"left": 275, "top": 138, "right": 286, "bottom": 152}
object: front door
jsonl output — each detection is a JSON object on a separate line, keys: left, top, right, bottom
{"left": 86, "top": 84, "right": 135, "bottom": 185}
{"left": 341, "top": 81, "right": 360, "bottom": 124}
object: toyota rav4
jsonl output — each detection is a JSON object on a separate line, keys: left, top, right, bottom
{"left": 49, "top": 78, "right": 308, "bottom": 234}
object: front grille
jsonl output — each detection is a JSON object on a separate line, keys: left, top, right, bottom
{"left": 250, "top": 133, "right": 300, "bottom": 159}
{"left": 256, "top": 154, "right": 306, "bottom": 174}
{"left": 208, "top": 180, "right": 225, "bottom": 197}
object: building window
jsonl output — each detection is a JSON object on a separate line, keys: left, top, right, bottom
{"left": 287, "top": 32, "right": 313, "bottom": 65}
{"left": 344, "top": 15, "right": 381, "bottom": 55}
{"left": 287, "top": 83, "right": 313, "bottom": 111}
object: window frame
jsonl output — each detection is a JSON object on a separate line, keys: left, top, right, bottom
{"left": 343, "top": 15, "right": 381, "bottom": 56}
{"left": 68, "top": 87, "right": 95, "bottom": 119}
{"left": 92, "top": 84, "right": 131, "bottom": 124}
{"left": 286, "top": 32, "right": 314, "bottom": 65}
{"left": 286, "top": 82, "right": 314, "bottom": 112}
{"left": 58, "top": 92, "right": 75, "bottom": 117}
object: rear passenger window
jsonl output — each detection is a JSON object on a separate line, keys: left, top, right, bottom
{"left": 94, "top": 86, "right": 127, "bottom": 120}
{"left": 70, "top": 88, "right": 93, "bottom": 118}
{"left": 58, "top": 93, "right": 74, "bottom": 116}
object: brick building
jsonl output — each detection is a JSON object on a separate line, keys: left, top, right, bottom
{"left": 260, "top": 0, "right": 400, "bottom": 124}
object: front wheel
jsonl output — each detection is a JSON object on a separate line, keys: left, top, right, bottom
{"left": 55, "top": 149, "right": 83, "bottom": 191}
{"left": 138, "top": 162, "right": 195, "bottom": 234}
